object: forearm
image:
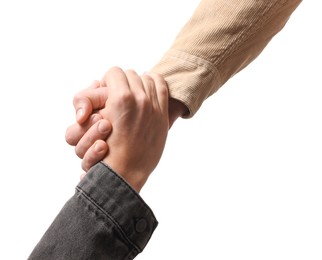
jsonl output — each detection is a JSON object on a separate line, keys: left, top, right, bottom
{"left": 152, "top": 0, "right": 302, "bottom": 118}
{"left": 28, "top": 163, "right": 157, "bottom": 260}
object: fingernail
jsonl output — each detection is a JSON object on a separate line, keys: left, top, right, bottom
{"left": 98, "top": 120, "right": 110, "bottom": 134}
{"left": 90, "top": 113, "right": 101, "bottom": 123}
{"left": 94, "top": 141, "right": 103, "bottom": 153}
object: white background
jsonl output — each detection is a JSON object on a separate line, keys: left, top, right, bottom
{"left": 0, "top": 1, "right": 321, "bottom": 259}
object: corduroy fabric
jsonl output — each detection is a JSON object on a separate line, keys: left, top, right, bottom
{"left": 152, "top": 0, "right": 302, "bottom": 117}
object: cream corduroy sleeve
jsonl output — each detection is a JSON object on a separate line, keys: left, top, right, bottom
{"left": 151, "top": 0, "right": 302, "bottom": 118}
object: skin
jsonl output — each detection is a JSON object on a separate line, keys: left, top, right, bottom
{"left": 66, "top": 67, "right": 170, "bottom": 192}
{"left": 66, "top": 70, "right": 187, "bottom": 181}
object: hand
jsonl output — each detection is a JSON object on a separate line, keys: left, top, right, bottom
{"left": 68, "top": 67, "right": 169, "bottom": 192}
{"left": 100, "top": 67, "right": 169, "bottom": 192}
{"left": 66, "top": 73, "right": 187, "bottom": 172}
{"left": 65, "top": 80, "right": 113, "bottom": 171}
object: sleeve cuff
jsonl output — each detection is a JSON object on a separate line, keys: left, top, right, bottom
{"left": 77, "top": 162, "right": 158, "bottom": 252}
{"left": 151, "top": 49, "right": 222, "bottom": 118}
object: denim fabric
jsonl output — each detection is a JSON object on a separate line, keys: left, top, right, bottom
{"left": 28, "top": 162, "right": 158, "bottom": 260}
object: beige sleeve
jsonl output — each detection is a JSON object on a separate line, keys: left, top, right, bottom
{"left": 151, "top": 0, "right": 302, "bottom": 118}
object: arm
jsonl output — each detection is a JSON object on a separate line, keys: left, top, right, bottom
{"left": 65, "top": 0, "right": 302, "bottom": 171}
{"left": 29, "top": 164, "right": 158, "bottom": 260}
{"left": 151, "top": 0, "right": 302, "bottom": 118}
{"left": 29, "top": 68, "right": 169, "bottom": 259}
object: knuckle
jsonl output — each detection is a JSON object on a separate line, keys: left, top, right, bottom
{"left": 140, "top": 91, "right": 151, "bottom": 103}
{"left": 108, "top": 66, "right": 123, "bottom": 75}
{"left": 142, "top": 73, "right": 153, "bottom": 82}
{"left": 125, "top": 69, "right": 137, "bottom": 76}
{"left": 150, "top": 73, "right": 168, "bottom": 89}
{"left": 159, "top": 83, "right": 169, "bottom": 97}
{"left": 150, "top": 72, "right": 162, "bottom": 80}
{"left": 142, "top": 76, "right": 154, "bottom": 90}
{"left": 115, "top": 91, "right": 135, "bottom": 107}
{"left": 136, "top": 94, "right": 150, "bottom": 108}
{"left": 102, "top": 66, "right": 124, "bottom": 83}
{"left": 73, "top": 93, "right": 84, "bottom": 106}
{"left": 91, "top": 80, "right": 101, "bottom": 89}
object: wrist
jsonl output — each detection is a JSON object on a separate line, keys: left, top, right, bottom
{"left": 102, "top": 159, "right": 148, "bottom": 193}
{"left": 168, "top": 98, "right": 188, "bottom": 128}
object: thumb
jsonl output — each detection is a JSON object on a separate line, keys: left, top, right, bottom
{"left": 73, "top": 82, "right": 109, "bottom": 124}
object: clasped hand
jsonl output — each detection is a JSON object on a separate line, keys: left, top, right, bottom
{"left": 65, "top": 67, "right": 169, "bottom": 192}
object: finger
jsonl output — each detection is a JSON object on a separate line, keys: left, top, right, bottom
{"left": 125, "top": 69, "right": 146, "bottom": 99}
{"left": 102, "top": 66, "right": 131, "bottom": 100}
{"left": 89, "top": 80, "right": 100, "bottom": 89}
{"left": 82, "top": 140, "right": 109, "bottom": 172}
{"left": 73, "top": 87, "right": 109, "bottom": 124}
{"left": 141, "top": 74, "right": 159, "bottom": 108}
{"left": 148, "top": 73, "right": 169, "bottom": 115}
{"left": 73, "top": 81, "right": 99, "bottom": 123}
{"left": 75, "top": 119, "right": 112, "bottom": 158}
{"left": 65, "top": 113, "right": 102, "bottom": 146}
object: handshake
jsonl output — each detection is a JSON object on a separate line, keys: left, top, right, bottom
{"left": 65, "top": 66, "right": 186, "bottom": 192}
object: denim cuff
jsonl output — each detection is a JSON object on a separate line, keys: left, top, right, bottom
{"left": 77, "top": 162, "right": 158, "bottom": 252}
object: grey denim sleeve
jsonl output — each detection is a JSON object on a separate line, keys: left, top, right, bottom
{"left": 28, "top": 162, "right": 158, "bottom": 260}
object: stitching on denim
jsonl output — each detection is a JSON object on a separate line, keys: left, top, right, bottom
{"left": 100, "top": 164, "right": 159, "bottom": 249}
{"left": 99, "top": 161, "right": 157, "bottom": 221}
{"left": 75, "top": 186, "right": 141, "bottom": 253}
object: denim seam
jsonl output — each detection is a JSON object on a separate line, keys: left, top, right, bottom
{"left": 99, "top": 162, "right": 157, "bottom": 218}
{"left": 100, "top": 163, "right": 158, "bottom": 250}
{"left": 75, "top": 186, "right": 141, "bottom": 253}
